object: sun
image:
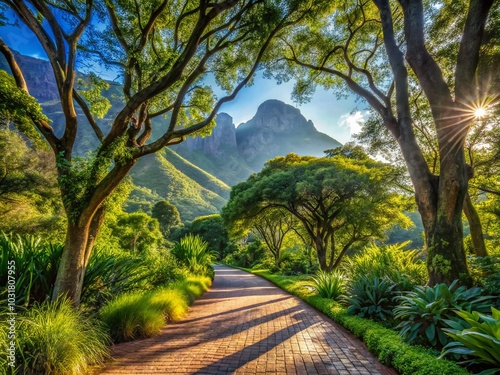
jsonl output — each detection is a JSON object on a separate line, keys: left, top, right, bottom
{"left": 474, "top": 107, "right": 487, "bottom": 118}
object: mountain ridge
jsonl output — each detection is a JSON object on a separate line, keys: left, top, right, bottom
{"left": 1, "top": 52, "right": 342, "bottom": 220}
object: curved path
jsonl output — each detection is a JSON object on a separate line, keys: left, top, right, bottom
{"left": 98, "top": 265, "right": 397, "bottom": 375}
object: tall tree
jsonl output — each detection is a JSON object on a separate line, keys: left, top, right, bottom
{"left": 272, "top": 0, "right": 498, "bottom": 284}
{"left": 222, "top": 154, "right": 408, "bottom": 271}
{"left": 0, "top": 0, "right": 321, "bottom": 304}
{"left": 151, "top": 200, "right": 181, "bottom": 236}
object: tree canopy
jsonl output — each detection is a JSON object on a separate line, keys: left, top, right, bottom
{"left": 223, "top": 153, "right": 409, "bottom": 271}
{"left": 267, "top": 0, "right": 499, "bottom": 284}
{"left": 0, "top": 0, "right": 327, "bottom": 304}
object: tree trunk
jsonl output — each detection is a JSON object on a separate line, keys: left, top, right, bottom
{"left": 463, "top": 192, "right": 487, "bottom": 257}
{"left": 274, "top": 251, "right": 280, "bottom": 267}
{"left": 315, "top": 238, "right": 328, "bottom": 271}
{"left": 424, "top": 141, "right": 471, "bottom": 286}
{"left": 52, "top": 221, "right": 92, "bottom": 305}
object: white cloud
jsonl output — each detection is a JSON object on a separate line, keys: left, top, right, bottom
{"left": 337, "top": 111, "right": 367, "bottom": 139}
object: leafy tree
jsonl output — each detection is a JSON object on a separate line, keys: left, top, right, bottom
{"left": 272, "top": 0, "right": 498, "bottom": 284}
{"left": 0, "top": 0, "right": 323, "bottom": 304}
{"left": 222, "top": 154, "right": 409, "bottom": 271}
{"left": 250, "top": 208, "right": 296, "bottom": 266}
{"left": 110, "top": 212, "right": 163, "bottom": 254}
{"left": 151, "top": 200, "right": 181, "bottom": 236}
{"left": 0, "top": 128, "right": 65, "bottom": 240}
{"left": 173, "top": 214, "right": 230, "bottom": 260}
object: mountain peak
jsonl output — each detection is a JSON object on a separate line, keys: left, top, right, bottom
{"left": 235, "top": 99, "right": 341, "bottom": 170}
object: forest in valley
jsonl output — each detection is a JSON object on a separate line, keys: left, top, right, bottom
{"left": 0, "top": 0, "right": 500, "bottom": 374}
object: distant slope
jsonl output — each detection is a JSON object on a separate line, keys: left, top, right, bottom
{"left": 163, "top": 148, "right": 231, "bottom": 199}
{"left": 2, "top": 53, "right": 344, "bottom": 221}
{"left": 130, "top": 151, "right": 227, "bottom": 221}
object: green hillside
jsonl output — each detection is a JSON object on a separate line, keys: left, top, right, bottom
{"left": 129, "top": 151, "right": 228, "bottom": 221}
{"left": 163, "top": 148, "right": 231, "bottom": 199}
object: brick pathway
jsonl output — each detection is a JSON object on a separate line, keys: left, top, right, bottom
{"left": 97, "top": 265, "right": 397, "bottom": 375}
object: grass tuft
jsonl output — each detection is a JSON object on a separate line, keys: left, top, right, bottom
{"left": 16, "top": 298, "right": 110, "bottom": 374}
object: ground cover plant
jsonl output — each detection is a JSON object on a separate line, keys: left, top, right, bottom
{"left": 440, "top": 307, "right": 500, "bottom": 374}
{"left": 251, "top": 269, "right": 470, "bottom": 375}
{"left": 394, "top": 281, "right": 496, "bottom": 347}
{"left": 100, "top": 276, "right": 211, "bottom": 343}
{"left": 12, "top": 298, "right": 110, "bottom": 375}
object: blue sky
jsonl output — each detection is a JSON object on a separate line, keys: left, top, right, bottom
{"left": 0, "top": 21, "right": 365, "bottom": 145}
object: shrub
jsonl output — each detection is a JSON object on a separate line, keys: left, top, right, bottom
{"left": 148, "top": 288, "right": 189, "bottom": 322}
{"left": 278, "top": 247, "right": 314, "bottom": 275}
{"left": 0, "top": 233, "right": 61, "bottom": 307}
{"left": 172, "top": 234, "right": 215, "bottom": 276}
{"left": 468, "top": 255, "right": 500, "bottom": 300}
{"left": 394, "top": 280, "right": 495, "bottom": 347}
{"left": 252, "top": 270, "right": 468, "bottom": 375}
{"left": 16, "top": 298, "right": 110, "bottom": 374}
{"left": 343, "top": 242, "right": 426, "bottom": 289}
{"left": 224, "top": 240, "right": 267, "bottom": 269}
{"left": 344, "top": 276, "right": 397, "bottom": 321}
{"left": 440, "top": 307, "right": 500, "bottom": 373}
{"left": 100, "top": 292, "right": 165, "bottom": 343}
{"left": 81, "top": 247, "right": 150, "bottom": 309}
{"left": 311, "top": 270, "right": 346, "bottom": 300}
{"left": 172, "top": 276, "right": 212, "bottom": 305}
{"left": 100, "top": 277, "right": 210, "bottom": 343}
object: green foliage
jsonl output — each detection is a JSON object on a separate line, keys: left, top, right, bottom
{"left": 252, "top": 270, "right": 468, "bottom": 375}
{"left": 440, "top": 307, "right": 500, "bottom": 373}
{"left": 0, "top": 70, "right": 48, "bottom": 142}
{"left": 100, "top": 276, "right": 210, "bottom": 342}
{"left": 173, "top": 214, "right": 231, "bottom": 260}
{"left": 77, "top": 73, "right": 111, "bottom": 118}
{"left": 224, "top": 240, "right": 266, "bottom": 269}
{"left": 152, "top": 200, "right": 181, "bottom": 236}
{"left": 171, "top": 234, "right": 215, "bottom": 276}
{"left": 468, "top": 256, "right": 500, "bottom": 299}
{"left": 343, "top": 242, "right": 427, "bottom": 290}
{"left": 110, "top": 212, "right": 163, "bottom": 253}
{"left": 311, "top": 270, "right": 346, "bottom": 300}
{"left": 344, "top": 276, "right": 397, "bottom": 321}
{"left": 0, "top": 233, "right": 61, "bottom": 307}
{"left": 223, "top": 154, "right": 409, "bottom": 271}
{"left": 100, "top": 292, "right": 166, "bottom": 343}
{"left": 81, "top": 247, "right": 151, "bottom": 309}
{"left": 394, "top": 280, "right": 496, "bottom": 347}
{"left": 0, "top": 130, "right": 64, "bottom": 240}
{"left": 13, "top": 298, "right": 110, "bottom": 374}
{"left": 276, "top": 246, "right": 315, "bottom": 275}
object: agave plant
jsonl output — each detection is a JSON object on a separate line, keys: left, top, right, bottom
{"left": 440, "top": 307, "right": 500, "bottom": 375}
{"left": 394, "top": 280, "right": 495, "bottom": 347}
{"left": 311, "top": 270, "right": 346, "bottom": 300}
{"left": 343, "top": 276, "right": 397, "bottom": 321}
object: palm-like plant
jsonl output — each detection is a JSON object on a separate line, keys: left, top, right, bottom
{"left": 440, "top": 307, "right": 500, "bottom": 375}
{"left": 311, "top": 270, "right": 346, "bottom": 300}
{"left": 0, "top": 233, "right": 61, "bottom": 307}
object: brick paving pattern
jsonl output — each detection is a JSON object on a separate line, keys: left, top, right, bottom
{"left": 97, "top": 265, "right": 397, "bottom": 374}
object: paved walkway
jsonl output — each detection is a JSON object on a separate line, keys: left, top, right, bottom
{"left": 98, "top": 265, "right": 397, "bottom": 374}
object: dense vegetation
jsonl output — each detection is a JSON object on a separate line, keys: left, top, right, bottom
{"left": 0, "top": 0, "right": 499, "bottom": 374}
